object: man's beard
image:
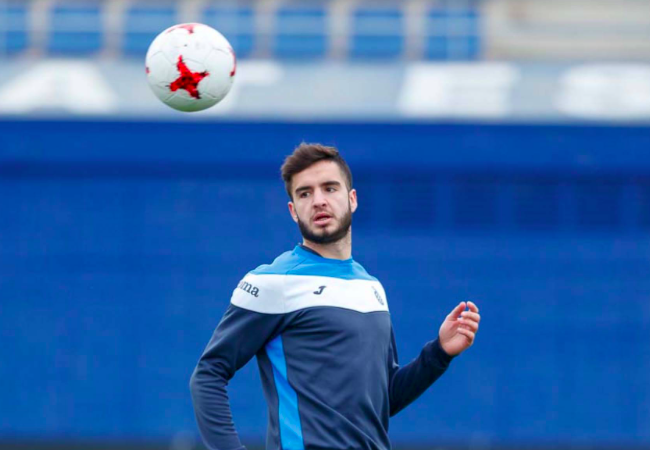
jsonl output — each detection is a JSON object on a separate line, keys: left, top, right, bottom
{"left": 297, "top": 206, "right": 353, "bottom": 245}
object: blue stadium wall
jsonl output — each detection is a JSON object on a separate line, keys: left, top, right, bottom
{"left": 1, "top": 120, "right": 649, "bottom": 448}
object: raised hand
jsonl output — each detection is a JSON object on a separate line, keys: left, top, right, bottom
{"left": 438, "top": 301, "right": 480, "bottom": 357}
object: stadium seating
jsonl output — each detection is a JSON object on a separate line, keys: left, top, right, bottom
{"left": 425, "top": 4, "right": 481, "bottom": 60}
{"left": 48, "top": 3, "right": 103, "bottom": 54}
{"left": 0, "top": 0, "right": 483, "bottom": 60}
{"left": 0, "top": 3, "right": 29, "bottom": 54}
{"left": 350, "top": 6, "right": 404, "bottom": 59}
{"left": 122, "top": 3, "right": 178, "bottom": 55}
{"left": 274, "top": 6, "right": 328, "bottom": 59}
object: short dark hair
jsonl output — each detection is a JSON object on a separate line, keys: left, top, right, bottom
{"left": 281, "top": 143, "right": 353, "bottom": 200}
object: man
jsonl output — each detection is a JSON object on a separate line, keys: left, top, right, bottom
{"left": 190, "top": 143, "right": 481, "bottom": 450}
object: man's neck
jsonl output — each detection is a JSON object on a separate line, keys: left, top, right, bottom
{"left": 302, "top": 234, "right": 352, "bottom": 260}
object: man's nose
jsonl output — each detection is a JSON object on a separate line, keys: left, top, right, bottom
{"left": 312, "top": 189, "right": 327, "bottom": 206}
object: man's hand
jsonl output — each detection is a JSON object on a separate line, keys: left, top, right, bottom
{"left": 438, "top": 301, "right": 480, "bottom": 357}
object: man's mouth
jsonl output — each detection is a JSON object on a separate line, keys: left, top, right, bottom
{"left": 313, "top": 213, "right": 332, "bottom": 225}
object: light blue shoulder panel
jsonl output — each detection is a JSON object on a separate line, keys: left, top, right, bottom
{"left": 250, "top": 246, "right": 377, "bottom": 281}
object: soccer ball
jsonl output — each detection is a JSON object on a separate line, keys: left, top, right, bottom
{"left": 145, "top": 23, "right": 236, "bottom": 112}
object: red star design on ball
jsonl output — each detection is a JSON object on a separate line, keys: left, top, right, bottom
{"left": 167, "top": 23, "right": 198, "bottom": 34}
{"left": 169, "top": 56, "right": 209, "bottom": 99}
{"left": 229, "top": 47, "right": 237, "bottom": 77}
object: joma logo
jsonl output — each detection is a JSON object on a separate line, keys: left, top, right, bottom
{"left": 372, "top": 287, "right": 384, "bottom": 305}
{"left": 237, "top": 280, "right": 259, "bottom": 297}
{"left": 313, "top": 286, "right": 327, "bottom": 295}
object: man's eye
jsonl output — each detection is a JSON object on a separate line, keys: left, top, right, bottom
{"left": 300, "top": 192, "right": 310, "bottom": 198}
{"left": 326, "top": 187, "right": 336, "bottom": 192}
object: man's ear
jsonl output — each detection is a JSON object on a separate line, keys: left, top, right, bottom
{"left": 288, "top": 201, "right": 299, "bottom": 223}
{"left": 349, "top": 189, "right": 358, "bottom": 213}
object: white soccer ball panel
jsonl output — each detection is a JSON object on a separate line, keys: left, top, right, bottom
{"left": 146, "top": 51, "right": 176, "bottom": 103}
{"left": 196, "top": 25, "right": 234, "bottom": 53}
{"left": 201, "top": 48, "right": 235, "bottom": 102}
{"left": 166, "top": 92, "right": 219, "bottom": 112}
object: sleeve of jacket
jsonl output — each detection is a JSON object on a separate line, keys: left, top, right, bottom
{"left": 190, "top": 273, "right": 289, "bottom": 450}
{"left": 387, "top": 325, "right": 454, "bottom": 417}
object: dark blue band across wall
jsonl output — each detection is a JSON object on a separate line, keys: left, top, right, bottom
{"left": 1, "top": 120, "right": 650, "bottom": 171}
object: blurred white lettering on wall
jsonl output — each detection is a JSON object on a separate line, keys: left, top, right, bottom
{"left": 0, "top": 60, "right": 117, "bottom": 114}
{"left": 398, "top": 63, "right": 520, "bottom": 118}
{"left": 556, "top": 64, "right": 650, "bottom": 119}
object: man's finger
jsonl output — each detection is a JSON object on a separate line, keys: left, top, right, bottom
{"left": 459, "top": 319, "right": 479, "bottom": 332}
{"left": 467, "top": 301, "right": 479, "bottom": 313}
{"left": 461, "top": 311, "right": 480, "bottom": 323}
{"left": 457, "top": 327, "right": 475, "bottom": 343}
{"left": 447, "top": 302, "right": 466, "bottom": 319}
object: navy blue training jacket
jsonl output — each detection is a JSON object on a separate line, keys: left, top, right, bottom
{"left": 190, "top": 245, "right": 453, "bottom": 450}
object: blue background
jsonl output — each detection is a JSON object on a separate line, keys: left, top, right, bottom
{"left": 1, "top": 120, "right": 649, "bottom": 447}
